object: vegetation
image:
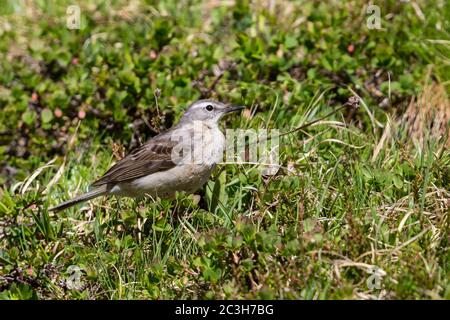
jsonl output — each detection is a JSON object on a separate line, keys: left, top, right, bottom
{"left": 0, "top": 0, "right": 449, "bottom": 299}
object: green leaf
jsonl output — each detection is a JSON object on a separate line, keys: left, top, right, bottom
{"left": 393, "top": 174, "right": 404, "bottom": 189}
{"left": 21, "top": 110, "right": 36, "bottom": 125}
{"left": 152, "top": 219, "right": 172, "bottom": 232}
{"left": 284, "top": 36, "right": 298, "bottom": 49}
{"left": 41, "top": 108, "right": 53, "bottom": 123}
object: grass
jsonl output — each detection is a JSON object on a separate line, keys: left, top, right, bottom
{"left": 0, "top": 0, "right": 449, "bottom": 299}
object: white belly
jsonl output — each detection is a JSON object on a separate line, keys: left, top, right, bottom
{"left": 111, "top": 163, "right": 214, "bottom": 198}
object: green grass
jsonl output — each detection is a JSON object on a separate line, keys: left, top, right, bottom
{"left": 0, "top": 0, "right": 449, "bottom": 299}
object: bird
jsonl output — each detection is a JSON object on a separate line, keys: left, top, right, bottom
{"left": 49, "top": 99, "right": 244, "bottom": 212}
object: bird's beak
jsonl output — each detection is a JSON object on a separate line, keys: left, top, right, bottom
{"left": 224, "top": 105, "right": 245, "bottom": 114}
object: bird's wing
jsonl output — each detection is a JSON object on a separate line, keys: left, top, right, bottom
{"left": 91, "top": 132, "right": 181, "bottom": 187}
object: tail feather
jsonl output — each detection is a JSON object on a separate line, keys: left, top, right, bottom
{"left": 49, "top": 185, "right": 108, "bottom": 212}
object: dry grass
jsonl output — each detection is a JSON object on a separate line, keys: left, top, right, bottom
{"left": 402, "top": 82, "right": 450, "bottom": 148}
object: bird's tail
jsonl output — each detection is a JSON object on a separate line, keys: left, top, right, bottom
{"left": 49, "top": 185, "right": 108, "bottom": 212}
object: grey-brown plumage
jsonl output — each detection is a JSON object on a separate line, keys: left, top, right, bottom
{"left": 91, "top": 132, "right": 178, "bottom": 187}
{"left": 49, "top": 100, "right": 243, "bottom": 212}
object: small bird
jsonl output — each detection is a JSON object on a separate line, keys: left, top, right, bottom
{"left": 49, "top": 100, "right": 244, "bottom": 212}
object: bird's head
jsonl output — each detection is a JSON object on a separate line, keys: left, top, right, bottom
{"left": 179, "top": 99, "right": 244, "bottom": 125}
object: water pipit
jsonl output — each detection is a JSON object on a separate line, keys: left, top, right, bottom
{"left": 49, "top": 100, "right": 243, "bottom": 211}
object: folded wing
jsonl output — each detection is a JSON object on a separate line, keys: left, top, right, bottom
{"left": 91, "top": 134, "right": 179, "bottom": 187}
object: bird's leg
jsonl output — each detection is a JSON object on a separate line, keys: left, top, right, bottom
{"left": 171, "top": 193, "right": 192, "bottom": 224}
{"left": 133, "top": 197, "right": 147, "bottom": 221}
{"left": 172, "top": 201, "right": 180, "bottom": 223}
{"left": 133, "top": 197, "right": 144, "bottom": 244}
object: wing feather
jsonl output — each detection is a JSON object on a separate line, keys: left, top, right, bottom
{"left": 91, "top": 133, "right": 179, "bottom": 186}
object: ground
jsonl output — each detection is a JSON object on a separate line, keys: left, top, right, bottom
{"left": 0, "top": 0, "right": 449, "bottom": 299}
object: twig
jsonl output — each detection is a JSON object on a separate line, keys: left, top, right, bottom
{"left": 277, "top": 96, "right": 360, "bottom": 140}
{"left": 244, "top": 96, "right": 360, "bottom": 146}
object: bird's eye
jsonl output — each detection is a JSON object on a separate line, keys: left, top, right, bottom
{"left": 206, "top": 105, "right": 214, "bottom": 111}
